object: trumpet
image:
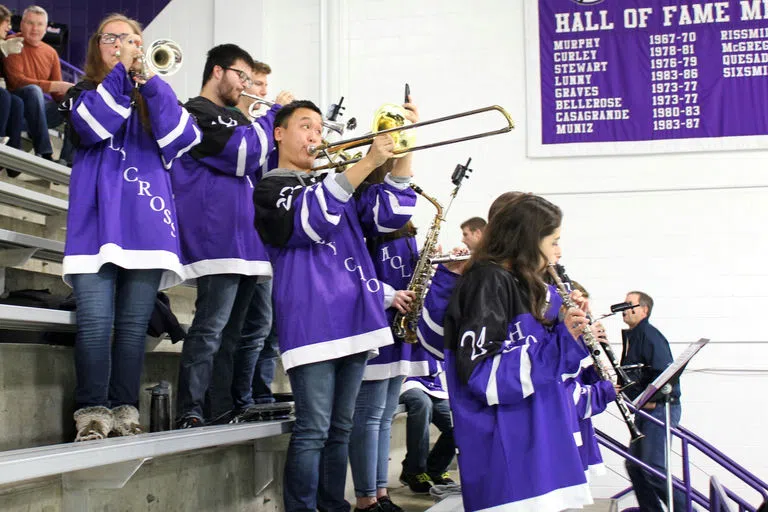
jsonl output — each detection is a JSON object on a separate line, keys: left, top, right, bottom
{"left": 239, "top": 93, "right": 352, "bottom": 141}
{"left": 133, "top": 39, "right": 182, "bottom": 79}
{"left": 239, "top": 92, "right": 276, "bottom": 119}
{"left": 429, "top": 252, "right": 471, "bottom": 264}
{"left": 308, "top": 105, "right": 514, "bottom": 171}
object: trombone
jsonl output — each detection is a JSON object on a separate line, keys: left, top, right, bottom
{"left": 309, "top": 105, "right": 514, "bottom": 171}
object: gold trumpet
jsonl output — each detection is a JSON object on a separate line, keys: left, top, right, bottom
{"left": 309, "top": 104, "right": 514, "bottom": 171}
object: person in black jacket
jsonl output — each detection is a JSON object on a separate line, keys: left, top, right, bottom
{"left": 621, "top": 290, "right": 686, "bottom": 512}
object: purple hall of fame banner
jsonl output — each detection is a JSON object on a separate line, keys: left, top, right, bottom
{"left": 524, "top": 0, "right": 768, "bottom": 157}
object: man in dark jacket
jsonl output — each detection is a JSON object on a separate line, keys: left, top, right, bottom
{"left": 622, "top": 290, "right": 686, "bottom": 512}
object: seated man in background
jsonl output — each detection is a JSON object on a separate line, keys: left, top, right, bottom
{"left": 399, "top": 366, "right": 458, "bottom": 495}
{"left": 4, "top": 5, "right": 73, "bottom": 163}
{"left": 0, "top": 4, "right": 25, "bottom": 177}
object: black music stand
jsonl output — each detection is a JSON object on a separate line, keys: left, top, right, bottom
{"left": 633, "top": 338, "right": 709, "bottom": 510}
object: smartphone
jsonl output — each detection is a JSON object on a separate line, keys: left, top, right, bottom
{"left": 404, "top": 83, "right": 410, "bottom": 104}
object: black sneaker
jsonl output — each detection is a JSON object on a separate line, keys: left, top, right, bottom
{"left": 377, "top": 496, "right": 403, "bottom": 512}
{"left": 353, "top": 503, "right": 382, "bottom": 512}
{"left": 236, "top": 403, "right": 294, "bottom": 422}
{"left": 208, "top": 410, "right": 237, "bottom": 425}
{"left": 176, "top": 416, "right": 203, "bottom": 429}
{"left": 399, "top": 471, "right": 432, "bottom": 494}
{"left": 429, "top": 472, "right": 456, "bottom": 486}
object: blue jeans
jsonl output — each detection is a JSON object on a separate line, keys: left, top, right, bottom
{"left": 349, "top": 376, "right": 404, "bottom": 497}
{"left": 626, "top": 402, "right": 687, "bottom": 512}
{"left": 12, "top": 84, "right": 73, "bottom": 162}
{"left": 13, "top": 84, "right": 53, "bottom": 156}
{"left": 177, "top": 274, "right": 258, "bottom": 422}
{"left": 399, "top": 388, "right": 455, "bottom": 476}
{"left": 283, "top": 351, "right": 368, "bottom": 512}
{"left": 0, "top": 88, "right": 24, "bottom": 149}
{"left": 253, "top": 319, "right": 279, "bottom": 403}
{"left": 71, "top": 264, "right": 162, "bottom": 409}
{"left": 208, "top": 279, "right": 271, "bottom": 418}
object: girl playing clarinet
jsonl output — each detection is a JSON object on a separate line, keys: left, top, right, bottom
{"left": 444, "top": 193, "right": 594, "bottom": 512}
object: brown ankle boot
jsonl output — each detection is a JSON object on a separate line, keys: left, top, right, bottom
{"left": 74, "top": 406, "right": 113, "bottom": 442}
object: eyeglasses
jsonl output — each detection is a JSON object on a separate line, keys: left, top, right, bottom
{"left": 99, "top": 33, "right": 133, "bottom": 45}
{"left": 223, "top": 67, "right": 253, "bottom": 88}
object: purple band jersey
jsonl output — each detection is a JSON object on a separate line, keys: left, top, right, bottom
{"left": 444, "top": 262, "right": 594, "bottom": 512}
{"left": 365, "top": 235, "right": 435, "bottom": 380}
{"left": 171, "top": 98, "right": 279, "bottom": 279}
{"left": 61, "top": 63, "right": 200, "bottom": 288}
{"left": 253, "top": 170, "right": 416, "bottom": 370}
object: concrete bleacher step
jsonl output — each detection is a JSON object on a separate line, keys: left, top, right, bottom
{"left": 426, "top": 494, "right": 463, "bottom": 512}
{"left": 0, "top": 143, "right": 71, "bottom": 185}
{"left": 0, "top": 420, "right": 294, "bottom": 487}
{"left": 0, "top": 180, "right": 67, "bottom": 216}
{"left": 0, "top": 420, "right": 294, "bottom": 512}
{"left": 0, "top": 227, "right": 65, "bottom": 262}
{"left": 0, "top": 303, "right": 75, "bottom": 331}
{"left": 577, "top": 499, "right": 620, "bottom": 512}
{"left": 423, "top": 496, "right": 618, "bottom": 512}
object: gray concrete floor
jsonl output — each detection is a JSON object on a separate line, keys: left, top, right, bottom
{"left": 383, "top": 470, "right": 460, "bottom": 512}
{"left": 387, "top": 483, "right": 440, "bottom": 512}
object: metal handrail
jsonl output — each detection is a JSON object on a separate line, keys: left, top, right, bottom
{"left": 595, "top": 404, "right": 768, "bottom": 512}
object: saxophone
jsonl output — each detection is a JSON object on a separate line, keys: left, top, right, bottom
{"left": 392, "top": 183, "right": 444, "bottom": 344}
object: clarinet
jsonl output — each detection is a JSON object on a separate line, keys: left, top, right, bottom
{"left": 547, "top": 264, "right": 645, "bottom": 443}
{"left": 554, "top": 264, "right": 637, "bottom": 392}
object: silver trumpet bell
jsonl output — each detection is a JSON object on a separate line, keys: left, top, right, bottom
{"left": 143, "top": 39, "right": 183, "bottom": 77}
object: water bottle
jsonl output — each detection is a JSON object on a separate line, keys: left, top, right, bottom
{"left": 147, "top": 381, "right": 171, "bottom": 432}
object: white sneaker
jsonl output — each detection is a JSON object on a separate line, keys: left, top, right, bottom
{"left": 0, "top": 136, "right": 9, "bottom": 145}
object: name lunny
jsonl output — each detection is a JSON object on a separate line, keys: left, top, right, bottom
{"left": 123, "top": 167, "right": 176, "bottom": 238}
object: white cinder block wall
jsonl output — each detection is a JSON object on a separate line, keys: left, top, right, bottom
{"left": 148, "top": 0, "right": 768, "bottom": 505}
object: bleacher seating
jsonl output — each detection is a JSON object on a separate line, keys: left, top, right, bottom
{"left": 0, "top": 303, "right": 74, "bottom": 331}
{"left": 0, "top": 227, "right": 65, "bottom": 263}
{"left": 0, "top": 148, "right": 299, "bottom": 511}
{"left": 0, "top": 144, "right": 71, "bottom": 185}
{"left": 0, "top": 420, "right": 294, "bottom": 511}
{"left": 0, "top": 148, "right": 428, "bottom": 511}
{"left": 426, "top": 494, "right": 463, "bottom": 512}
{"left": 0, "top": 179, "right": 67, "bottom": 216}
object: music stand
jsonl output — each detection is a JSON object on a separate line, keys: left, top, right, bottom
{"left": 633, "top": 338, "right": 709, "bottom": 510}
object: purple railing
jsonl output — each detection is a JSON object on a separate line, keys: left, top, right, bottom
{"left": 711, "top": 476, "right": 736, "bottom": 512}
{"left": 60, "top": 59, "right": 83, "bottom": 85}
{"left": 595, "top": 406, "right": 768, "bottom": 512}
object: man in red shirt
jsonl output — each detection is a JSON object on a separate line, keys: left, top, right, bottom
{"left": 4, "top": 5, "right": 74, "bottom": 163}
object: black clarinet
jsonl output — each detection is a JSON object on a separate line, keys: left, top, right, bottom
{"left": 554, "top": 264, "right": 637, "bottom": 391}
{"left": 548, "top": 264, "right": 645, "bottom": 443}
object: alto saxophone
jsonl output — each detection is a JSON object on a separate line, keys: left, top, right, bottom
{"left": 392, "top": 183, "right": 444, "bottom": 344}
